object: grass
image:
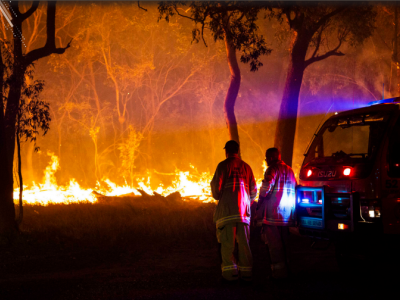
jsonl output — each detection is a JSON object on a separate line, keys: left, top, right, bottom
{"left": 13, "top": 194, "right": 217, "bottom": 251}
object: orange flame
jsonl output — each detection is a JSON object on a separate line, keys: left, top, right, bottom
{"left": 14, "top": 153, "right": 267, "bottom": 206}
{"left": 13, "top": 153, "right": 220, "bottom": 205}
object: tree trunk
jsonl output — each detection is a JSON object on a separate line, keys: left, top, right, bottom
{"left": 395, "top": 5, "right": 400, "bottom": 96}
{"left": 0, "top": 2, "right": 70, "bottom": 237}
{"left": 0, "top": 17, "right": 25, "bottom": 236}
{"left": 0, "top": 58, "right": 16, "bottom": 237}
{"left": 16, "top": 114, "right": 23, "bottom": 226}
{"left": 25, "top": 140, "right": 35, "bottom": 184}
{"left": 0, "top": 114, "right": 15, "bottom": 237}
{"left": 89, "top": 61, "right": 105, "bottom": 132}
{"left": 223, "top": 34, "right": 241, "bottom": 146}
{"left": 207, "top": 102, "right": 216, "bottom": 167}
{"left": 274, "top": 33, "right": 309, "bottom": 167}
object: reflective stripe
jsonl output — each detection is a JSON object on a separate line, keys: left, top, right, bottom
{"left": 238, "top": 266, "right": 252, "bottom": 272}
{"left": 216, "top": 215, "right": 250, "bottom": 227}
{"left": 262, "top": 217, "right": 294, "bottom": 226}
{"left": 222, "top": 265, "right": 238, "bottom": 272}
{"left": 271, "top": 262, "right": 286, "bottom": 271}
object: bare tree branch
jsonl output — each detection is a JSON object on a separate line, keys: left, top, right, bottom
{"left": 24, "top": 2, "right": 72, "bottom": 65}
{"left": 20, "top": 1, "right": 39, "bottom": 21}
{"left": 138, "top": 1, "right": 147, "bottom": 12}
{"left": 201, "top": 19, "right": 207, "bottom": 47}
{"left": 173, "top": 6, "right": 196, "bottom": 21}
{"left": 305, "top": 41, "right": 344, "bottom": 68}
{"left": 238, "top": 125, "right": 264, "bottom": 156}
{"left": 310, "top": 28, "right": 323, "bottom": 59}
{"left": 236, "top": 11, "right": 246, "bottom": 23}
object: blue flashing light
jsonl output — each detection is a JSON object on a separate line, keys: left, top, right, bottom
{"left": 368, "top": 97, "right": 400, "bottom": 106}
{"left": 302, "top": 199, "right": 310, "bottom": 203}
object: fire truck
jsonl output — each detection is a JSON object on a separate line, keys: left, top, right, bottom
{"left": 296, "top": 97, "right": 400, "bottom": 267}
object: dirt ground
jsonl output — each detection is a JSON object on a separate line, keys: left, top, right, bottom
{"left": 0, "top": 228, "right": 398, "bottom": 300}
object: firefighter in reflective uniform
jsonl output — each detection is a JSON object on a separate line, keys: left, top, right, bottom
{"left": 211, "top": 140, "right": 257, "bottom": 282}
{"left": 256, "top": 148, "right": 297, "bottom": 279}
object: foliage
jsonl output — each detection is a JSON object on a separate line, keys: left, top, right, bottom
{"left": 18, "top": 75, "right": 49, "bottom": 145}
{"left": 158, "top": 1, "right": 272, "bottom": 71}
{"left": 1, "top": 42, "right": 50, "bottom": 146}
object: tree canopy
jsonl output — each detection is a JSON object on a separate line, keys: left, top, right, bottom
{"left": 159, "top": 1, "right": 271, "bottom": 71}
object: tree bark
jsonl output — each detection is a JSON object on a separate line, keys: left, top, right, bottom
{"left": 0, "top": 46, "right": 16, "bottom": 238}
{"left": 223, "top": 33, "right": 241, "bottom": 146}
{"left": 0, "top": 15, "right": 25, "bottom": 237}
{"left": 16, "top": 114, "right": 23, "bottom": 226}
{"left": 274, "top": 32, "right": 310, "bottom": 167}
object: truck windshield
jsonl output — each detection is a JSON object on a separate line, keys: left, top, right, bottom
{"left": 304, "top": 112, "right": 390, "bottom": 165}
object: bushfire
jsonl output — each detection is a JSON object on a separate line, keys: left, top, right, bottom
{"left": 13, "top": 153, "right": 266, "bottom": 205}
{"left": 13, "top": 153, "right": 267, "bottom": 205}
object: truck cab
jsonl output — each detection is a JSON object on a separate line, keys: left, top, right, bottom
{"left": 296, "top": 98, "right": 400, "bottom": 241}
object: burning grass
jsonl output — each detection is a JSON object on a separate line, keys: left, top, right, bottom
{"left": 14, "top": 153, "right": 216, "bottom": 205}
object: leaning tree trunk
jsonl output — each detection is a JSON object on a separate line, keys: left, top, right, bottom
{"left": 274, "top": 33, "right": 309, "bottom": 167}
{"left": 223, "top": 34, "right": 241, "bottom": 146}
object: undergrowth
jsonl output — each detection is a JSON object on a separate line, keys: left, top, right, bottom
{"left": 14, "top": 196, "right": 217, "bottom": 250}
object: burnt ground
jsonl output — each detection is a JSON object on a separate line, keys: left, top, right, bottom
{"left": 0, "top": 229, "right": 398, "bottom": 300}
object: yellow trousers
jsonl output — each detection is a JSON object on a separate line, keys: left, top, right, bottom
{"left": 262, "top": 224, "right": 290, "bottom": 279}
{"left": 217, "top": 222, "right": 252, "bottom": 281}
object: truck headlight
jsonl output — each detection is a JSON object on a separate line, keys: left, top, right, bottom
{"left": 361, "top": 201, "right": 381, "bottom": 219}
{"left": 369, "top": 210, "right": 375, "bottom": 218}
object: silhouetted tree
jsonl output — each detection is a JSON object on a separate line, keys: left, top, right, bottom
{"left": 158, "top": 1, "right": 271, "bottom": 148}
{"left": 0, "top": 2, "right": 70, "bottom": 238}
{"left": 272, "top": 2, "right": 376, "bottom": 166}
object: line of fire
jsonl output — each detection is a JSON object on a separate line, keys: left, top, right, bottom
{"left": 1, "top": 1, "right": 400, "bottom": 299}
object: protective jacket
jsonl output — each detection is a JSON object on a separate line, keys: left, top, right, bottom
{"left": 257, "top": 160, "right": 297, "bottom": 226}
{"left": 211, "top": 155, "right": 257, "bottom": 228}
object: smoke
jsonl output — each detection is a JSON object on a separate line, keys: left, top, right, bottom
{"left": 14, "top": 2, "right": 393, "bottom": 190}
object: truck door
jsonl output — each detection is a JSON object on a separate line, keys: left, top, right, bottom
{"left": 382, "top": 116, "right": 400, "bottom": 234}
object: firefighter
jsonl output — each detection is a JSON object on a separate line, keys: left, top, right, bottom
{"left": 256, "top": 147, "right": 297, "bottom": 279}
{"left": 211, "top": 140, "right": 257, "bottom": 282}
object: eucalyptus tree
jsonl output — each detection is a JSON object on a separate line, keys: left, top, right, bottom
{"left": 0, "top": 2, "right": 71, "bottom": 238}
{"left": 272, "top": 2, "right": 376, "bottom": 166}
{"left": 158, "top": 1, "right": 271, "bottom": 149}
